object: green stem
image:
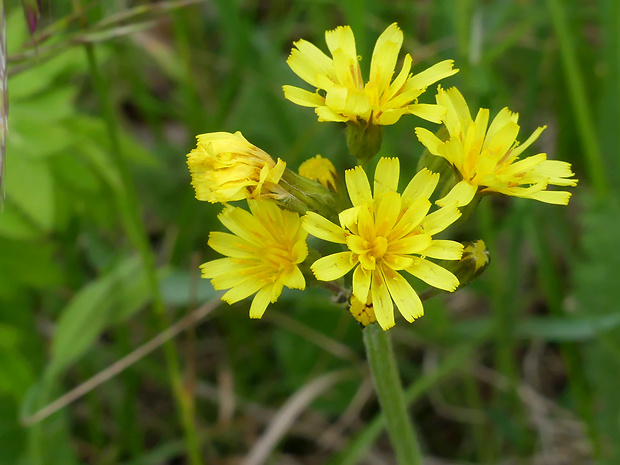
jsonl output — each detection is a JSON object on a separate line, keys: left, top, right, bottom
{"left": 83, "top": 44, "right": 203, "bottom": 465}
{"left": 546, "top": 0, "right": 609, "bottom": 196}
{"left": 363, "top": 324, "right": 423, "bottom": 464}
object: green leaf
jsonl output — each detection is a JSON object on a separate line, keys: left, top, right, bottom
{"left": 46, "top": 257, "right": 150, "bottom": 379}
{"left": 5, "top": 154, "right": 55, "bottom": 232}
{"left": 0, "top": 202, "right": 41, "bottom": 240}
{"left": 516, "top": 314, "right": 620, "bottom": 341}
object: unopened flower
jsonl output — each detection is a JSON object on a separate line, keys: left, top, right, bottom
{"left": 299, "top": 155, "right": 338, "bottom": 191}
{"left": 201, "top": 200, "right": 308, "bottom": 318}
{"left": 304, "top": 157, "right": 463, "bottom": 330}
{"left": 187, "top": 131, "right": 286, "bottom": 203}
{"left": 283, "top": 23, "right": 458, "bottom": 126}
{"left": 416, "top": 87, "right": 578, "bottom": 207}
{"left": 349, "top": 295, "right": 377, "bottom": 326}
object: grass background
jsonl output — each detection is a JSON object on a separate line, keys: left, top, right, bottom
{"left": 1, "top": 0, "right": 619, "bottom": 464}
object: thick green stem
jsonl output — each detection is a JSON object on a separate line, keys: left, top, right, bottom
{"left": 83, "top": 44, "right": 203, "bottom": 465}
{"left": 363, "top": 324, "right": 423, "bottom": 465}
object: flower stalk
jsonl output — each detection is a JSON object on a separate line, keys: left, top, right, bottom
{"left": 363, "top": 323, "right": 423, "bottom": 464}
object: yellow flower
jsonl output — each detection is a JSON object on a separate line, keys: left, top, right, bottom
{"left": 349, "top": 295, "right": 377, "bottom": 326}
{"left": 304, "top": 157, "right": 464, "bottom": 330}
{"left": 200, "top": 200, "right": 308, "bottom": 318}
{"left": 298, "top": 155, "right": 338, "bottom": 191}
{"left": 416, "top": 87, "right": 578, "bottom": 207}
{"left": 283, "top": 23, "right": 458, "bottom": 125}
{"left": 187, "top": 131, "right": 286, "bottom": 203}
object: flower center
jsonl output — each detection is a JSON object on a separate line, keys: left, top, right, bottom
{"left": 364, "top": 236, "right": 388, "bottom": 260}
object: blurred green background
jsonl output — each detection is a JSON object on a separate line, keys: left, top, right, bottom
{"left": 1, "top": 0, "right": 618, "bottom": 464}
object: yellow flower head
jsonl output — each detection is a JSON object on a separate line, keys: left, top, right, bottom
{"left": 298, "top": 155, "right": 338, "bottom": 191}
{"left": 187, "top": 131, "right": 286, "bottom": 203}
{"left": 201, "top": 200, "right": 308, "bottom": 318}
{"left": 304, "top": 157, "right": 464, "bottom": 330}
{"left": 349, "top": 294, "right": 377, "bottom": 326}
{"left": 416, "top": 87, "right": 578, "bottom": 207}
{"left": 283, "top": 23, "right": 458, "bottom": 125}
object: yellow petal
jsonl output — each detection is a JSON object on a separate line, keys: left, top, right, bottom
{"left": 303, "top": 212, "right": 347, "bottom": 244}
{"left": 415, "top": 127, "right": 443, "bottom": 156}
{"left": 437, "top": 86, "right": 472, "bottom": 136}
{"left": 352, "top": 265, "right": 371, "bottom": 303}
{"left": 208, "top": 231, "right": 254, "bottom": 258}
{"left": 421, "top": 240, "right": 464, "bottom": 260}
{"left": 375, "top": 192, "right": 401, "bottom": 236}
{"left": 281, "top": 266, "right": 306, "bottom": 290}
{"left": 393, "top": 233, "right": 432, "bottom": 255}
{"left": 218, "top": 206, "right": 263, "bottom": 243}
{"left": 527, "top": 190, "right": 572, "bottom": 205}
{"left": 221, "top": 278, "right": 263, "bottom": 304}
{"left": 200, "top": 258, "right": 235, "bottom": 279}
{"left": 406, "top": 258, "right": 459, "bottom": 291}
{"left": 383, "top": 268, "right": 423, "bottom": 322}
{"left": 402, "top": 168, "right": 439, "bottom": 202}
{"left": 311, "top": 252, "right": 357, "bottom": 281}
{"left": 508, "top": 126, "right": 546, "bottom": 161}
{"left": 483, "top": 120, "right": 520, "bottom": 158}
{"left": 436, "top": 180, "right": 478, "bottom": 207}
{"left": 408, "top": 60, "right": 458, "bottom": 91}
{"left": 369, "top": 23, "right": 403, "bottom": 93}
{"left": 249, "top": 286, "right": 273, "bottom": 319}
{"left": 287, "top": 42, "right": 333, "bottom": 89}
{"left": 420, "top": 204, "right": 461, "bottom": 235}
{"left": 315, "top": 106, "right": 349, "bottom": 122}
{"left": 374, "top": 157, "right": 400, "bottom": 197}
{"left": 390, "top": 197, "right": 431, "bottom": 238}
{"left": 283, "top": 85, "right": 325, "bottom": 107}
{"left": 371, "top": 269, "right": 395, "bottom": 330}
{"left": 375, "top": 108, "right": 409, "bottom": 125}
{"left": 484, "top": 107, "right": 518, "bottom": 147}
{"left": 385, "top": 54, "right": 413, "bottom": 102}
{"left": 407, "top": 103, "right": 446, "bottom": 124}
{"left": 530, "top": 160, "right": 578, "bottom": 186}
{"left": 325, "top": 25, "right": 357, "bottom": 61}
{"left": 499, "top": 153, "right": 547, "bottom": 177}
{"left": 345, "top": 165, "right": 373, "bottom": 206}
{"left": 325, "top": 85, "right": 371, "bottom": 120}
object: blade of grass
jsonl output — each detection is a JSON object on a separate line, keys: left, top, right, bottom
{"left": 546, "top": 0, "right": 609, "bottom": 196}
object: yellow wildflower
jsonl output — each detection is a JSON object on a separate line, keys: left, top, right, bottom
{"left": 298, "top": 155, "right": 338, "bottom": 191}
{"left": 416, "top": 87, "right": 578, "bottom": 207}
{"left": 283, "top": 23, "right": 458, "bottom": 125}
{"left": 304, "top": 157, "right": 464, "bottom": 330}
{"left": 187, "top": 131, "right": 286, "bottom": 203}
{"left": 201, "top": 200, "right": 308, "bottom": 318}
{"left": 349, "top": 295, "right": 377, "bottom": 326}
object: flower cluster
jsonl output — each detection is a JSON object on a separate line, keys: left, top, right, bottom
{"left": 186, "top": 23, "right": 577, "bottom": 330}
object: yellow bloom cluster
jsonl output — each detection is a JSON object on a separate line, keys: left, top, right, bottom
{"left": 188, "top": 22, "right": 577, "bottom": 330}
{"left": 283, "top": 23, "right": 457, "bottom": 126}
